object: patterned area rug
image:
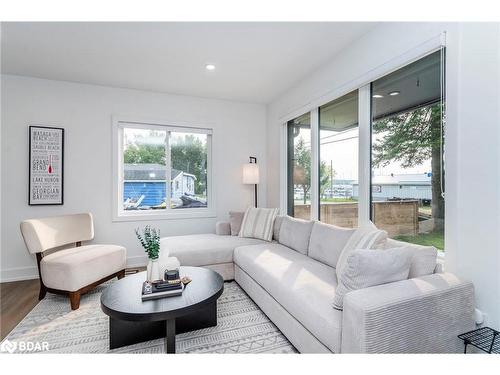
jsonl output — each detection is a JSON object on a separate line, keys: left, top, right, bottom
{"left": 2, "top": 281, "right": 297, "bottom": 354}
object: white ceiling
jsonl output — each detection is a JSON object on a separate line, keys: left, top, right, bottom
{"left": 1, "top": 22, "right": 375, "bottom": 103}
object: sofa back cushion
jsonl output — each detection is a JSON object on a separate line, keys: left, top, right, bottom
{"left": 273, "top": 215, "right": 285, "bottom": 242}
{"left": 308, "top": 221, "right": 356, "bottom": 268}
{"left": 239, "top": 207, "right": 278, "bottom": 242}
{"left": 335, "top": 221, "right": 388, "bottom": 277}
{"left": 385, "top": 238, "right": 438, "bottom": 278}
{"left": 229, "top": 211, "right": 245, "bottom": 236}
{"left": 278, "top": 216, "right": 314, "bottom": 255}
{"left": 333, "top": 247, "right": 412, "bottom": 310}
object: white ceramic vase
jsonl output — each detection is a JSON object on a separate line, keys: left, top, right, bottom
{"left": 146, "top": 259, "right": 161, "bottom": 282}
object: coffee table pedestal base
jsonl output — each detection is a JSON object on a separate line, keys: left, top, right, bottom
{"left": 165, "top": 319, "right": 175, "bottom": 353}
{"left": 109, "top": 301, "right": 217, "bottom": 353}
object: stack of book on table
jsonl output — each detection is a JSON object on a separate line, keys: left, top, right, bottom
{"left": 142, "top": 274, "right": 184, "bottom": 301}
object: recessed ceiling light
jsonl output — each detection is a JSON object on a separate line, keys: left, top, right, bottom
{"left": 388, "top": 91, "right": 400, "bottom": 96}
{"left": 372, "top": 94, "right": 384, "bottom": 98}
{"left": 205, "top": 64, "right": 216, "bottom": 71}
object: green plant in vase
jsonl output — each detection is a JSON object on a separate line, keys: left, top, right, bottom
{"left": 135, "top": 226, "right": 161, "bottom": 281}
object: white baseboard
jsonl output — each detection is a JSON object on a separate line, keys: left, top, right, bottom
{"left": 0, "top": 255, "right": 149, "bottom": 283}
{"left": 0, "top": 266, "right": 39, "bottom": 282}
{"left": 126, "top": 255, "right": 148, "bottom": 268}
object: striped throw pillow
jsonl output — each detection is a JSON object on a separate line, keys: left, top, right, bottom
{"left": 335, "top": 221, "right": 388, "bottom": 277}
{"left": 239, "top": 207, "right": 278, "bottom": 242}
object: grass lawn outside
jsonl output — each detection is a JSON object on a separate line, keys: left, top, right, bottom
{"left": 294, "top": 200, "right": 312, "bottom": 205}
{"left": 320, "top": 198, "right": 356, "bottom": 203}
{"left": 294, "top": 198, "right": 356, "bottom": 205}
{"left": 394, "top": 231, "right": 444, "bottom": 251}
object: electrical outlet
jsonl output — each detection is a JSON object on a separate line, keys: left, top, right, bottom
{"left": 474, "top": 308, "right": 486, "bottom": 325}
{"left": 481, "top": 313, "right": 488, "bottom": 326}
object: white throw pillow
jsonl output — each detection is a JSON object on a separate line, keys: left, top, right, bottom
{"left": 335, "top": 221, "right": 388, "bottom": 276}
{"left": 333, "top": 247, "right": 412, "bottom": 310}
{"left": 239, "top": 207, "right": 279, "bottom": 242}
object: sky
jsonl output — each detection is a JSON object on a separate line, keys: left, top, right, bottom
{"left": 124, "top": 128, "right": 207, "bottom": 149}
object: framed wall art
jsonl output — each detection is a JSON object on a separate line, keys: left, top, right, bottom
{"left": 29, "top": 126, "right": 64, "bottom": 205}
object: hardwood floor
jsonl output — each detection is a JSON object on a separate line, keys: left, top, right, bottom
{"left": 0, "top": 279, "right": 40, "bottom": 340}
{"left": 0, "top": 267, "right": 145, "bottom": 340}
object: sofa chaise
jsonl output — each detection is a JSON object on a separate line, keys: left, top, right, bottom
{"left": 159, "top": 215, "right": 475, "bottom": 353}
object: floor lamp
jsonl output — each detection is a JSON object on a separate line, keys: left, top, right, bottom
{"left": 243, "top": 157, "right": 259, "bottom": 207}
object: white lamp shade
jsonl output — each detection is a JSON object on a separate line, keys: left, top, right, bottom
{"left": 242, "top": 163, "right": 260, "bottom": 184}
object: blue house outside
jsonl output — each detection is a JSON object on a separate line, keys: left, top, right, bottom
{"left": 123, "top": 163, "right": 197, "bottom": 209}
{"left": 124, "top": 181, "right": 166, "bottom": 207}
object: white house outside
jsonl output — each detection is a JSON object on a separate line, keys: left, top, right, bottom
{"left": 353, "top": 173, "right": 432, "bottom": 202}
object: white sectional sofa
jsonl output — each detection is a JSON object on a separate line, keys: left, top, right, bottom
{"left": 160, "top": 216, "right": 475, "bottom": 353}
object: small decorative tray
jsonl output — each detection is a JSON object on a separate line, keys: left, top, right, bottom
{"left": 458, "top": 327, "right": 500, "bottom": 354}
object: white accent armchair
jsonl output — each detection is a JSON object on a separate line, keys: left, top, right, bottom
{"left": 20, "top": 213, "right": 126, "bottom": 310}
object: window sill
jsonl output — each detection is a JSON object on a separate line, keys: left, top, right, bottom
{"left": 113, "top": 208, "right": 216, "bottom": 222}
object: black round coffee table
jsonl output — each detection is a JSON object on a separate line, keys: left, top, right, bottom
{"left": 101, "top": 266, "right": 224, "bottom": 353}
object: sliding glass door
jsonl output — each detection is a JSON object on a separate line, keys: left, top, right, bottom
{"left": 370, "top": 50, "right": 445, "bottom": 250}
{"left": 285, "top": 49, "right": 445, "bottom": 252}
{"left": 287, "top": 113, "right": 311, "bottom": 219}
{"left": 318, "top": 90, "right": 359, "bottom": 227}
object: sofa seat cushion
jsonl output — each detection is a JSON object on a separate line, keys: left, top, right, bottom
{"left": 41, "top": 244, "right": 126, "bottom": 292}
{"left": 234, "top": 243, "right": 342, "bottom": 353}
{"left": 160, "top": 234, "right": 265, "bottom": 268}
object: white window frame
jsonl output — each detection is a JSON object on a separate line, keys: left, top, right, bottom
{"left": 112, "top": 116, "right": 215, "bottom": 221}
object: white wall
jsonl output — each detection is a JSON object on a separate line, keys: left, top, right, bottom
{"left": 1, "top": 75, "right": 267, "bottom": 281}
{"left": 444, "top": 23, "right": 500, "bottom": 329}
{"left": 266, "top": 22, "right": 500, "bottom": 328}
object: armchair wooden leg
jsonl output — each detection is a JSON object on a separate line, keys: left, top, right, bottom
{"left": 69, "top": 291, "right": 81, "bottom": 310}
{"left": 39, "top": 283, "right": 47, "bottom": 300}
{"left": 117, "top": 269, "right": 125, "bottom": 280}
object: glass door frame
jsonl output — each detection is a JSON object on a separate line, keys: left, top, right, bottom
{"left": 283, "top": 85, "right": 371, "bottom": 224}
{"left": 282, "top": 46, "right": 445, "bottom": 232}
